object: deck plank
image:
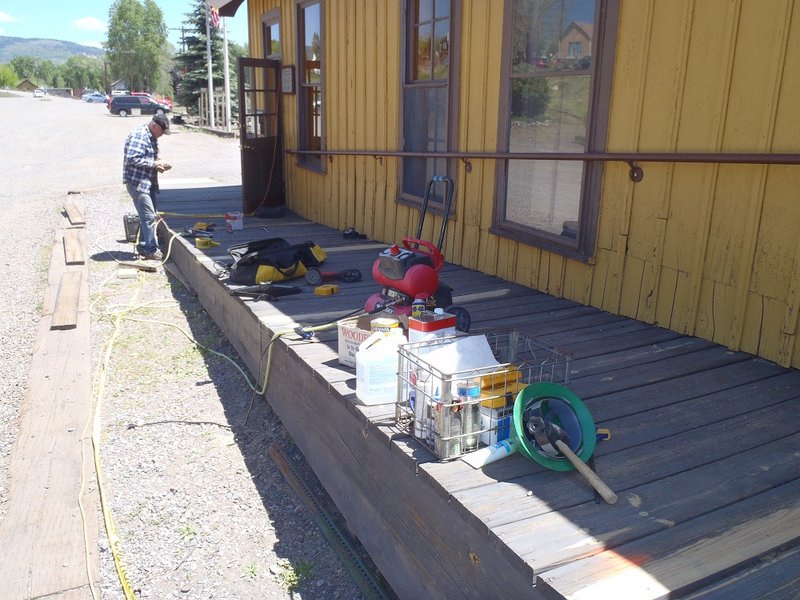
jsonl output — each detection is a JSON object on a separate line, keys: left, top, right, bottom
{"left": 683, "top": 543, "right": 800, "bottom": 600}
{"left": 508, "top": 432, "right": 800, "bottom": 571}
{"left": 537, "top": 478, "right": 800, "bottom": 600}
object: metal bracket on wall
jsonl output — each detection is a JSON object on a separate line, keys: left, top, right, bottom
{"left": 628, "top": 161, "right": 644, "bottom": 183}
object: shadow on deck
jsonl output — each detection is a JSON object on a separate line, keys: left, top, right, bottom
{"left": 155, "top": 183, "right": 800, "bottom": 600}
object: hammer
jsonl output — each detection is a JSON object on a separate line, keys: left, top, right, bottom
{"left": 528, "top": 416, "right": 617, "bottom": 504}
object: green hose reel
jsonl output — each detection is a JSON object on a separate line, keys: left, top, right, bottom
{"left": 512, "top": 382, "right": 597, "bottom": 472}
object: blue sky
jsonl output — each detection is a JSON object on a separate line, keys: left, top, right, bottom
{"left": 0, "top": 1, "right": 249, "bottom": 49}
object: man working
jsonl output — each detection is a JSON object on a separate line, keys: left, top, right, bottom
{"left": 123, "top": 114, "right": 172, "bottom": 260}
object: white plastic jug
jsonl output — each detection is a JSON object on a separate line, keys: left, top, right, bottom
{"left": 355, "top": 329, "right": 405, "bottom": 405}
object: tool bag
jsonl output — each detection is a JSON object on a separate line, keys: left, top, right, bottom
{"left": 226, "top": 237, "right": 326, "bottom": 284}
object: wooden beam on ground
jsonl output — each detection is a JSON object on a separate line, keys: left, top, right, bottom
{"left": 63, "top": 201, "right": 86, "bottom": 226}
{"left": 0, "top": 224, "right": 98, "bottom": 597}
{"left": 118, "top": 260, "right": 158, "bottom": 273}
{"left": 51, "top": 271, "right": 82, "bottom": 330}
{"left": 63, "top": 229, "right": 85, "bottom": 265}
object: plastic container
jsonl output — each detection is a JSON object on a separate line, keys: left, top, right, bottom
{"left": 355, "top": 329, "right": 405, "bottom": 405}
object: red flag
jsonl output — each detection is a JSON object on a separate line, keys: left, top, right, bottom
{"left": 210, "top": 5, "right": 221, "bottom": 29}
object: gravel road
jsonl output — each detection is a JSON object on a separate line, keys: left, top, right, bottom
{"left": 0, "top": 92, "right": 380, "bottom": 599}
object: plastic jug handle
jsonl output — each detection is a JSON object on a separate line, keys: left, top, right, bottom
{"left": 358, "top": 331, "right": 386, "bottom": 353}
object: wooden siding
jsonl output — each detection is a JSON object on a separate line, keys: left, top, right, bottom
{"left": 246, "top": 0, "right": 800, "bottom": 368}
{"left": 598, "top": 0, "right": 800, "bottom": 368}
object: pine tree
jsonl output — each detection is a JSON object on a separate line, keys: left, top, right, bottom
{"left": 174, "top": 0, "right": 237, "bottom": 119}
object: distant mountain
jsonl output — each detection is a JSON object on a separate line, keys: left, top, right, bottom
{"left": 0, "top": 36, "right": 105, "bottom": 64}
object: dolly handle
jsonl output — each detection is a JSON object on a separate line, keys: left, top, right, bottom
{"left": 554, "top": 440, "right": 618, "bottom": 504}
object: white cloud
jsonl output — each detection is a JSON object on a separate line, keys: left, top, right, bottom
{"left": 0, "top": 11, "right": 18, "bottom": 23}
{"left": 73, "top": 17, "right": 105, "bottom": 32}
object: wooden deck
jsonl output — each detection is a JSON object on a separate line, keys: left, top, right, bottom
{"left": 156, "top": 182, "right": 800, "bottom": 600}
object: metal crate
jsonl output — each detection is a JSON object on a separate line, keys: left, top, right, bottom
{"left": 396, "top": 331, "right": 572, "bottom": 460}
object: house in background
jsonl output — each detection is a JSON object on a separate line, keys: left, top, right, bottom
{"left": 110, "top": 78, "right": 129, "bottom": 94}
{"left": 216, "top": 0, "right": 800, "bottom": 372}
{"left": 560, "top": 21, "right": 593, "bottom": 65}
{"left": 16, "top": 79, "right": 37, "bottom": 92}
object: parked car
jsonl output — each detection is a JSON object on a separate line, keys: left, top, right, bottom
{"left": 84, "top": 92, "right": 107, "bottom": 103}
{"left": 33, "top": 89, "right": 44, "bottom": 98}
{"left": 108, "top": 95, "right": 171, "bottom": 117}
{"left": 131, "top": 91, "right": 173, "bottom": 110}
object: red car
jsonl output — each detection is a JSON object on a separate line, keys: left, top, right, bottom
{"left": 132, "top": 91, "right": 173, "bottom": 110}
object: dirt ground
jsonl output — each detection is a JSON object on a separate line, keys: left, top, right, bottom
{"left": 0, "top": 92, "right": 380, "bottom": 599}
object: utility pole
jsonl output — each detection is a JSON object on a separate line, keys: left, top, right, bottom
{"left": 222, "top": 17, "right": 231, "bottom": 133}
{"left": 205, "top": 1, "right": 215, "bottom": 128}
{"left": 168, "top": 27, "right": 189, "bottom": 53}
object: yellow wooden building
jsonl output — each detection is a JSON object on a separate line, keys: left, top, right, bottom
{"left": 219, "top": 0, "right": 800, "bottom": 369}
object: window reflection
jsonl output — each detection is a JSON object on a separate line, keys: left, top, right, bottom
{"left": 505, "top": 0, "right": 594, "bottom": 236}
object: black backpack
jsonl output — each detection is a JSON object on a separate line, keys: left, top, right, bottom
{"left": 226, "top": 238, "right": 326, "bottom": 284}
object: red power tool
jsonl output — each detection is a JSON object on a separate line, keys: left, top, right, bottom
{"left": 364, "top": 176, "right": 470, "bottom": 331}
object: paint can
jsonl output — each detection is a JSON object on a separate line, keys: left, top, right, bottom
{"left": 371, "top": 317, "right": 400, "bottom": 333}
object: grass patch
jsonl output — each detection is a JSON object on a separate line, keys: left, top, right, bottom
{"left": 275, "top": 558, "right": 314, "bottom": 591}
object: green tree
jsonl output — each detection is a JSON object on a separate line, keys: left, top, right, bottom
{"left": 59, "top": 56, "right": 105, "bottom": 90}
{"left": 105, "top": 0, "right": 168, "bottom": 92}
{"left": 174, "top": 0, "right": 238, "bottom": 117}
{"left": 0, "top": 64, "right": 20, "bottom": 88}
{"left": 10, "top": 57, "right": 61, "bottom": 87}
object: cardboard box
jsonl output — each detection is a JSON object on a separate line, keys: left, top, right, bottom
{"left": 480, "top": 381, "right": 526, "bottom": 408}
{"left": 337, "top": 317, "right": 373, "bottom": 368}
{"left": 338, "top": 314, "right": 407, "bottom": 367}
{"left": 479, "top": 405, "right": 514, "bottom": 446}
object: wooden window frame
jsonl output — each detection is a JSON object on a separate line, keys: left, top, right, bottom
{"left": 491, "top": 0, "right": 619, "bottom": 262}
{"left": 261, "top": 8, "right": 281, "bottom": 60}
{"left": 295, "top": 0, "right": 325, "bottom": 172}
{"left": 398, "top": 0, "right": 461, "bottom": 210}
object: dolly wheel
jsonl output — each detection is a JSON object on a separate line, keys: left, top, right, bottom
{"left": 305, "top": 268, "right": 323, "bottom": 285}
{"left": 449, "top": 306, "right": 471, "bottom": 332}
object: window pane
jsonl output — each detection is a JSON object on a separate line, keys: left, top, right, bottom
{"left": 414, "top": 23, "right": 433, "bottom": 81}
{"left": 433, "top": 20, "right": 449, "bottom": 79}
{"left": 403, "top": 86, "right": 447, "bottom": 198}
{"left": 513, "top": 0, "right": 594, "bottom": 73}
{"left": 435, "top": 0, "right": 450, "bottom": 18}
{"left": 418, "top": 0, "right": 433, "bottom": 22}
{"left": 303, "top": 4, "right": 321, "bottom": 83}
{"left": 506, "top": 72, "right": 590, "bottom": 234}
{"left": 299, "top": 1, "right": 323, "bottom": 167}
{"left": 268, "top": 24, "right": 280, "bottom": 57}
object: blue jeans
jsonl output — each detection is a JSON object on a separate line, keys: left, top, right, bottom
{"left": 126, "top": 183, "right": 158, "bottom": 254}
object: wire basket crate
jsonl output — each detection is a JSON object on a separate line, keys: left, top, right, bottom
{"left": 396, "top": 331, "right": 572, "bottom": 460}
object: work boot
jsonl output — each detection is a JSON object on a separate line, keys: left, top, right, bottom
{"left": 142, "top": 249, "right": 163, "bottom": 261}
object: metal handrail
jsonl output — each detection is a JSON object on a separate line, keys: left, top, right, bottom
{"left": 286, "top": 148, "right": 800, "bottom": 181}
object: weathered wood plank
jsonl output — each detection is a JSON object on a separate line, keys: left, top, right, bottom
{"left": 50, "top": 271, "right": 82, "bottom": 330}
{"left": 683, "top": 543, "right": 800, "bottom": 600}
{"left": 63, "top": 228, "right": 85, "bottom": 265}
{"left": 63, "top": 200, "right": 86, "bottom": 225}
{"left": 537, "top": 479, "right": 800, "bottom": 600}
{"left": 449, "top": 397, "right": 800, "bottom": 531}
{"left": 0, "top": 246, "right": 96, "bottom": 598}
{"left": 505, "top": 432, "right": 800, "bottom": 571}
